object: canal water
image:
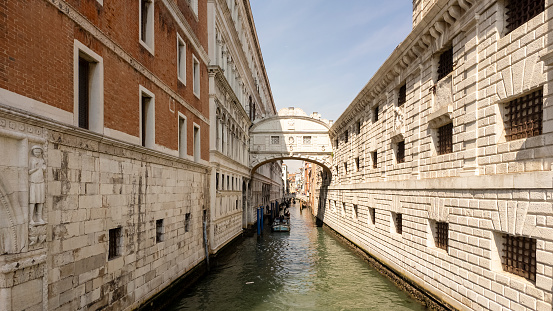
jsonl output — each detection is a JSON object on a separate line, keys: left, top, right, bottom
{"left": 166, "top": 203, "right": 426, "bottom": 311}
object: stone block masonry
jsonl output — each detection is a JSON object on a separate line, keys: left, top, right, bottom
{"left": 320, "top": 0, "right": 553, "bottom": 310}
{"left": 0, "top": 108, "right": 210, "bottom": 311}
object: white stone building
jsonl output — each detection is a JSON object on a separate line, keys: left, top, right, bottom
{"left": 207, "top": 0, "right": 283, "bottom": 252}
{"left": 312, "top": 0, "right": 553, "bottom": 310}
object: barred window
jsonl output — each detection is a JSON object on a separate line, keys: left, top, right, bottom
{"left": 373, "top": 106, "right": 379, "bottom": 122}
{"left": 108, "top": 227, "right": 122, "bottom": 260}
{"left": 505, "top": 89, "right": 543, "bottom": 141}
{"left": 344, "top": 130, "right": 349, "bottom": 143}
{"left": 355, "top": 121, "right": 361, "bottom": 135}
{"left": 353, "top": 204, "right": 358, "bottom": 219}
{"left": 271, "top": 136, "right": 280, "bottom": 144}
{"left": 438, "top": 123, "right": 453, "bottom": 155}
{"left": 506, "top": 0, "right": 545, "bottom": 34}
{"left": 398, "top": 84, "right": 406, "bottom": 107}
{"left": 372, "top": 151, "right": 378, "bottom": 169}
{"left": 502, "top": 235, "right": 536, "bottom": 282}
{"left": 344, "top": 162, "right": 348, "bottom": 173}
{"left": 437, "top": 47, "right": 453, "bottom": 81}
{"left": 435, "top": 222, "right": 448, "bottom": 251}
{"left": 355, "top": 157, "right": 360, "bottom": 171}
{"left": 303, "top": 136, "right": 312, "bottom": 145}
{"left": 396, "top": 141, "right": 405, "bottom": 163}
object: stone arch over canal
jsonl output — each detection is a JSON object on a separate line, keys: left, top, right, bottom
{"left": 249, "top": 107, "right": 333, "bottom": 174}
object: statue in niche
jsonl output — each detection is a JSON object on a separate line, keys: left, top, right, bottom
{"left": 29, "top": 145, "right": 46, "bottom": 225}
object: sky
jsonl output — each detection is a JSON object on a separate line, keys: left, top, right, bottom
{"left": 249, "top": 1, "right": 413, "bottom": 173}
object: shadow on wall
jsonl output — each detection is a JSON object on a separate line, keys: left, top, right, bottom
{"left": 315, "top": 169, "right": 332, "bottom": 227}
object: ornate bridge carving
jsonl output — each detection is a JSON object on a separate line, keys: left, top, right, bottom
{"left": 250, "top": 108, "right": 333, "bottom": 172}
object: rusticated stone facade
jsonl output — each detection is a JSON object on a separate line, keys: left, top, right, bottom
{"left": 313, "top": 0, "right": 553, "bottom": 310}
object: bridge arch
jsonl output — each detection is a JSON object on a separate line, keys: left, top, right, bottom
{"left": 249, "top": 107, "right": 333, "bottom": 174}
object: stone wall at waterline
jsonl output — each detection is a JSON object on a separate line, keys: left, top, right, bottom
{"left": 0, "top": 109, "right": 209, "bottom": 311}
{"left": 319, "top": 0, "right": 553, "bottom": 310}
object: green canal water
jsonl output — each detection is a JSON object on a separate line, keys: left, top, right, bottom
{"left": 166, "top": 203, "right": 426, "bottom": 311}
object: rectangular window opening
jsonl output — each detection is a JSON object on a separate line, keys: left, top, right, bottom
{"left": 372, "top": 151, "right": 378, "bottom": 169}
{"left": 398, "top": 84, "right": 406, "bottom": 107}
{"left": 185, "top": 213, "right": 191, "bottom": 232}
{"left": 303, "top": 136, "right": 312, "bottom": 145}
{"left": 393, "top": 212, "right": 402, "bottom": 235}
{"left": 344, "top": 130, "right": 349, "bottom": 143}
{"left": 369, "top": 207, "right": 376, "bottom": 225}
{"left": 141, "top": 92, "right": 154, "bottom": 148}
{"left": 505, "top": 88, "right": 543, "bottom": 141}
{"left": 177, "top": 35, "right": 186, "bottom": 83}
{"left": 501, "top": 234, "right": 536, "bottom": 282}
{"left": 505, "top": 0, "right": 545, "bottom": 34}
{"left": 179, "top": 115, "right": 187, "bottom": 157}
{"left": 108, "top": 227, "right": 122, "bottom": 260}
{"left": 437, "top": 47, "right": 453, "bottom": 81}
{"left": 437, "top": 123, "right": 453, "bottom": 155}
{"left": 435, "top": 222, "right": 449, "bottom": 251}
{"left": 271, "top": 136, "right": 280, "bottom": 144}
{"left": 78, "top": 57, "right": 90, "bottom": 130}
{"left": 193, "top": 125, "right": 200, "bottom": 162}
{"left": 396, "top": 141, "right": 405, "bottom": 164}
{"left": 373, "top": 106, "right": 379, "bottom": 122}
{"left": 156, "top": 219, "right": 164, "bottom": 243}
{"left": 193, "top": 56, "right": 201, "bottom": 96}
{"left": 140, "top": 0, "right": 154, "bottom": 49}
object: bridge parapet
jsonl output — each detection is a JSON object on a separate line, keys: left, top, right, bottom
{"left": 250, "top": 108, "right": 333, "bottom": 172}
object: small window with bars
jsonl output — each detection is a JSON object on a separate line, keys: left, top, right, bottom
{"left": 372, "top": 151, "right": 378, "bottom": 169}
{"left": 355, "top": 121, "right": 361, "bottom": 135}
{"left": 353, "top": 204, "right": 358, "bottom": 219}
{"left": 438, "top": 123, "right": 453, "bottom": 155}
{"left": 398, "top": 84, "right": 406, "bottom": 107}
{"left": 505, "top": 0, "right": 545, "bottom": 34}
{"left": 373, "top": 106, "right": 379, "bottom": 122}
{"left": 344, "top": 162, "right": 348, "bottom": 173}
{"left": 435, "top": 222, "right": 449, "bottom": 251}
{"left": 396, "top": 141, "right": 405, "bottom": 164}
{"left": 156, "top": 219, "right": 164, "bottom": 243}
{"left": 355, "top": 157, "right": 360, "bottom": 171}
{"left": 437, "top": 47, "right": 453, "bottom": 81}
{"left": 501, "top": 234, "right": 536, "bottom": 282}
{"left": 303, "top": 136, "right": 312, "bottom": 145}
{"left": 505, "top": 89, "right": 543, "bottom": 141}
{"left": 271, "top": 136, "right": 280, "bottom": 144}
{"left": 108, "top": 227, "right": 122, "bottom": 260}
{"left": 344, "top": 130, "right": 349, "bottom": 143}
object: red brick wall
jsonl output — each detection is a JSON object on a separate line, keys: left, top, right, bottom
{"left": 0, "top": 0, "right": 209, "bottom": 159}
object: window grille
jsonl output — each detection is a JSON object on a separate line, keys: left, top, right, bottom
{"left": 344, "top": 162, "right": 348, "bottom": 173}
{"left": 395, "top": 213, "right": 402, "bottom": 234}
{"left": 374, "top": 106, "right": 379, "bottom": 122}
{"left": 438, "top": 123, "right": 453, "bottom": 155}
{"left": 397, "top": 141, "right": 405, "bottom": 163}
{"left": 355, "top": 157, "right": 360, "bottom": 171}
{"left": 271, "top": 136, "right": 279, "bottom": 144}
{"left": 303, "top": 136, "right": 312, "bottom": 145}
{"left": 398, "top": 84, "right": 406, "bottom": 107}
{"left": 108, "top": 227, "right": 121, "bottom": 260}
{"left": 506, "top": 0, "right": 545, "bottom": 34}
{"left": 355, "top": 121, "right": 361, "bottom": 135}
{"left": 502, "top": 235, "right": 536, "bottom": 282}
{"left": 353, "top": 204, "right": 358, "bottom": 219}
{"left": 344, "top": 130, "right": 349, "bottom": 143}
{"left": 435, "top": 222, "right": 448, "bottom": 251}
{"left": 372, "top": 151, "right": 377, "bottom": 169}
{"left": 437, "top": 47, "right": 453, "bottom": 81}
{"left": 505, "top": 89, "right": 543, "bottom": 141}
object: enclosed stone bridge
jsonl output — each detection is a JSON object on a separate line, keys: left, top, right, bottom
{"left": 250, "top": 107, "right": 333, "bottom": 172}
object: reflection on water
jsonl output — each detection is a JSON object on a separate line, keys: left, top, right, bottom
{"left": 166, "top": 204, "right": 426, "bottom": 311}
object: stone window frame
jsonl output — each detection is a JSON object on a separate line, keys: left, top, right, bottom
{"left": 491, "top": 231, "right": 537, "bottom": 283}
{"left": 187, "top": 0, "right": 199, "bottom": 17}
{"left": 139, "top": 0, "right": 155, "bottom": 55}
{"left": 178, "top": 112, "right": 187, "bottom": 158}
{"left": 501, "top": 88, "right": 543, "bottom": 142}
{"left": 177, "top": 33, "right": 187, "bottom": 85}
{"left": 368, "top": 207, "right": 376, "bottom": 226}
{"left": 73, "top": 39, "right": 104, "bottom": 134}
{"left": 391, "top": 212, "right": 402, "bottom": 236}
{"left": 193, "top": 122, "right": 201, "bottom": 162}
{"left": 192, "top": 54, "right": 201, "bottom": 98}
{"left": 437, "top": 122, "right": 453, "bottom": 155}
{"left": 428, "top": 219, "right": 449, "bottom": 253}
{"left": 139, "top": 85, "right": 156, "bottom": 148}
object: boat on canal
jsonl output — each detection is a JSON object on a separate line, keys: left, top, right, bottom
{"left": 271, "top": 217, "right": 290, "bottom": 232}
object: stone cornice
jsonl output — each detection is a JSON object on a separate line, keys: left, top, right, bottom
{"left": 45, "top": 0, "right": 209, "bottom": 125}
{"left": 330, "top": 0, "right": 477, "bottom": 137}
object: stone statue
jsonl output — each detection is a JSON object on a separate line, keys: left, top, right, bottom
{"left": 394, "top": 105, "right": 404, "bottom": 130}
{"left": 29, "top": 145, "right": 46, "bottom": 225}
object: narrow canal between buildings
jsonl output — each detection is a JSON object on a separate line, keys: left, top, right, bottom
{"left": 166, "top": 203, "right": 426, "bottom": 311}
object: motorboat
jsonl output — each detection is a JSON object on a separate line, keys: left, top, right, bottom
{"left": 271, "top": 217, "right": 290, "bottom": 232}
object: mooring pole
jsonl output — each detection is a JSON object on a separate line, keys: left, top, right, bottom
{"left": 257, "top": 208, "right": 261, "bottom": 235}
{"left": 260, "top": 206, "right": 264, "bottom": 231}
